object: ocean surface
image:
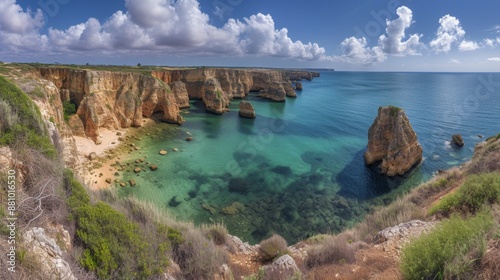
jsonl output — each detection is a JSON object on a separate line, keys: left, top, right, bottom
{"left": 118, "top": 72, "right": 500, "bottom": 244}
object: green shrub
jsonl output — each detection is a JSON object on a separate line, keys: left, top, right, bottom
{"left": 0, "top": 76, "right": 56, "bottom": 158}
{"left": 63, "top": 100, "right": 77, "bottom": 122}
{"left": 400, "top": 210, "right": 494, "bottom": 280}
{"left": 63, "top": 170, "right": 169, "bottom": 279}
{"left": 430, "top": 173, "right": 500, "bottom": 215}
{"left": 257, "top": 234, "right": 288, "bottom": 263}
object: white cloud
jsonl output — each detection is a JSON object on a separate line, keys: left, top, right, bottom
{"left": 0, "top": 0, "right": 43, "bottom": 34}
{"left": 335, "top": 6, "right": 420, "bottom": 65}
{"left": 487, "top": 57, "right": 500, "bottom": 62}
{"left": 449, "top": 59, "right": 461, "bottom": 64}
{"left": 0, "top": 0, "right": 328, "bottom": 61}
{"left": 378, "top": 6, "right": 422, "bottom": 56}
{"left": 459, "top": 40, "right": 480, "bottom": 51}
{"left": 0, "top": 0, "right": 47, "bottom": 52}
{"left": 430, "top": 15, "right": 466, "bottom": 53}
{"left": 334, "top": 37, "right": 385, "bottom": 65}
{"left": 491, "top": 25, "right": 500, "bottom": 33}
{"left": 483, "top": 38, "right": 495, "bottom": 47}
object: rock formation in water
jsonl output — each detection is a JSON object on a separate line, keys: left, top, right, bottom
{"left": 452, "top": 134, "right": 464, "bottom": 147}
{"left": 364, "top": 106, "right": 423, "bottom": 176}
{"left": 239, "top": 101, "right": 256, "bottom": 118}
{"left": 295, "top": 82, "right": 303, "bottom": 91}
{"left": 258, "top": 81, "right": 287, "bottom": 102}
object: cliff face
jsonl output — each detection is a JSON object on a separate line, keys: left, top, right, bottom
{"left": 364, "top": 106, "right": 423, "bottom": 176}
{"left": 37, "top": 67, "right": 315, "bottom": 143}
{"left": 38, "top": 69, "right": 184, "bottom": 143}
{"left": 152, "top": 68, "right": 299, "bottom": 102}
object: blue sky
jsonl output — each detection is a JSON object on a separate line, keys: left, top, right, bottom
{"left": 1, "top": 0, "right": 499, "bottom": 71}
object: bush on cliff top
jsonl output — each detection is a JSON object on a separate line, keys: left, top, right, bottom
{"left": 429, "top": 173, "right": 500, "bottom": 216}
{"left": 0, "top": 76, "right": 56, "bottom": 158}
{"left": 64, "top": 170, "right": 170, "bottom": 279}
{"left": 401, "top": 210, "right": 493, "bottom": 280}
{"left": 257, "top": 234, "right": 289, "bottom": 263}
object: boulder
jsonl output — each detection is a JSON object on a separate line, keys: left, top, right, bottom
{"left": 364, "top": 106, "right": 423, "bottom": 176}
{"left": 239, "top": 101, "right": 256, "bottom": 118}
{"left": 261, "top": 254, "right": 300, "bottom": 279}
{"left": 88, "top": 152, "right": 97, "bottom": 160}
{"left": 159, "top": 149, "right": 168, "bottom": 155}
{"left": 129, "top": 179, "right": 136, "bottom": 187}
{"left": 452, "top": 134, "right": 464, "bottom": 147}
{"left": 186, "top": 137, "right": 193, "bottom": 142}
{"left": 150, "top": 164, "right": 158, "bottom": 171}
{"left": 134, "top": 167, "right": 142, "bottom": 173}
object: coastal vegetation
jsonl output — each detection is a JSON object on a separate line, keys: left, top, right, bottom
{"left": 0, "top": 65, "right": 499, "bottom": 279}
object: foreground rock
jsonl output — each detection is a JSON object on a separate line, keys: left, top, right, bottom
{"left": 239, "top": 101, "right": 256, "bottom": 118}
{"left": 452, "top": 134, "right": 464, "bottom": 147}
{"left": 364, "top": 106, "right": 423, "bottom": 176}
{"left": 261, "top": 254, "right": 300, "bottom": 279}
{"left": 22, "top": 227, "right": 77, "bottom": 280}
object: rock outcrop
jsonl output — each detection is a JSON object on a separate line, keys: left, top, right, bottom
{"left": 258, "top": 81, "right": 287, "bottom": 102}
{"left": 295, "top": 82, "right": 303, "bottom": 91}
{"left": 202, "top": 78, "right": 230, "bottom": 114}
{"left": 452, "top": 134, "right": 464, "bottom": 147}
{"left": 22, "top": 227, "right": 77, "bottom": 280}
{"left": 239, "top": 101, "right": 256, "bottom": 118}
{"left": 38, "top": 69, "right": 184, "bottom": 143}
{"left": 364, "top": 106, "right": 423, "bottom": 176}
{"left": 261, "top": 254, "right": 300, "bottom": 278}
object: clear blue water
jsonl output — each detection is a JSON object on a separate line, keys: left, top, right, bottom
{"left": 119, "top": 72, "right": 500, "bottom": 244}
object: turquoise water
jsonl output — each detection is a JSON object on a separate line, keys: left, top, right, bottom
{"left": 119, "top": 72, "right": 500, "bottom": 244}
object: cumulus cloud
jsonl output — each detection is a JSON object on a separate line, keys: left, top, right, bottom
{"left": 334, "top": 37, "right": 385, "bottom": 65}
{"left": 335, "top": 6, "right": 420, "bottom": 65}
{"left": 458, "top": 40, "right": 480, "bottom": 51}
{"left": 0, "top": 0, "right": 328, "bottom": 61}
{"left": 487, "top": 57, "right": 500, "bottom": 62}
{"left": 0, "top": 0, "right": 47, "bottom": 52}
{"left": 378, "top": 6, "right": 422, "bottom": 56}
{"left": 430, "top": 15, "right": 465, "bottom": 53}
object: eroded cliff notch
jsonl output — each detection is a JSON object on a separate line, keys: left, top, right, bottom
{"left": 364, "top": 106, "right": 423, "bottom": 176}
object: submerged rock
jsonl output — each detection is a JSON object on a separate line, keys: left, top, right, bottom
{"left": 221, "top": 202, "right": 246, "bottom": 215}
{"left": 364, "top": 106, "right": 423, "bottom": 176}
{"left": 452, "top": 134, "right": 464, "bottom": 147}
{"left": 239, "top": 101, "right": 256, "bottom": 118}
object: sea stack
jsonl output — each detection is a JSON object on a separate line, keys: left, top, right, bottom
{"left": 364, "top": 106, "right": 423, "bottom": 176}
{"left": 239, "top": 101, "right": 256, "bottom": 118}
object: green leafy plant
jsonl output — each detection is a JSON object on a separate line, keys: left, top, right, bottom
{"left": 401, "top": 210, "right": 493, "bottom": 280}
{"left": 430, "top": 173, "right": 500, "bottom": 215}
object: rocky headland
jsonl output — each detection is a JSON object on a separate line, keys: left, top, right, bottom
{"left": 364, "top": 106, "right": 423, "bottom": 176}
{"left": 35, "top": 67, "right": 317, "bottom": 145}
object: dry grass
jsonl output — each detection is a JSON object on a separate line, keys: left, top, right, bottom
{"left": 257, "top": 234, "right": 289, "bottom": 263}
{"left": 306, "top": 235, "right": 356, "bottom": 268}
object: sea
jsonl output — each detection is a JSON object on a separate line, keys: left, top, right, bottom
{"left": 118, "top": 71, "right": 500, "bottom": 244}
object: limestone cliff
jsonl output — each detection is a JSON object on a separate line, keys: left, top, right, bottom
{"left": 152, "top": 68, "right": 301, "bottom": 103}
{"left": 36, "top": 67, "right": 316, "bottom": 143}
{"left": 38, "top": 69, "right": 184, "bottom": 143}
{"left": 364, "top": 106, "right": 423, "bottom": 176}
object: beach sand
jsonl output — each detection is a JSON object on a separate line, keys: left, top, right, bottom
{"left": 75, "top": 119, "right": 156, "bottom": 190}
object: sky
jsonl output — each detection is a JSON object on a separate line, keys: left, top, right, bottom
{"left": 0, "top": 0, "right": 499, "bottom": 71}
